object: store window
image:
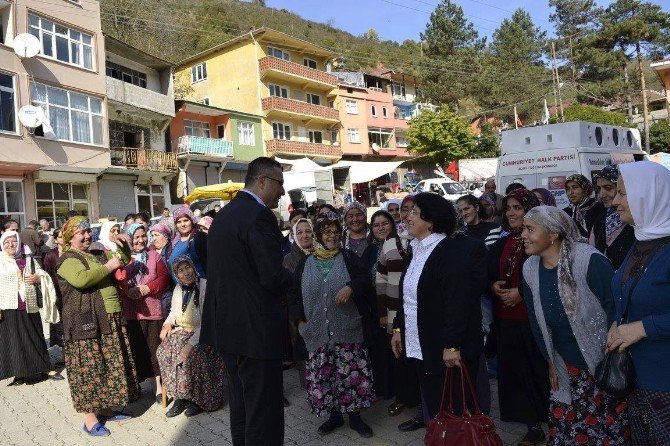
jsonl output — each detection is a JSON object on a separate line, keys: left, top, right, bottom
{"left": 36, "top": 182, "right": 89, "bottom": 228}
{"left": 0, "top": 180, "right": 25, "bottom": 228}
{"left": 137, "top": 184, "right": 165, "bottom": 218}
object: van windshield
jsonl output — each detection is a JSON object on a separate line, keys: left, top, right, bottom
{"left": 444, "top": 183, "right": 466, "bottom": 194}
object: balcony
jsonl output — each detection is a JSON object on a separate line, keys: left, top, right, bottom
{"left": 258, "top": 56, "right": 337, "bottom": 90}
{"left": 262, "top": 96, "right": 339, "bottom": 124}
{"left": 265, "top": 139, "right": 342, "bottom": 160}
{"left": 174, "top": 135, "right": 234, "bottom": 158}
{"left": 106, "top": 77, "right": 174, "bottom": 118}
{"left": 110, "top": 147, "right": 178, "bottom": 172}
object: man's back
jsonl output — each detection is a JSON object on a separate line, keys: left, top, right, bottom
{"left": 20, "top": 227, "right": 41, "bottom": 256}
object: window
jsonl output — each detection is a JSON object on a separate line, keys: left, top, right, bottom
{"left": 28, "top": 14, "right": 93, "bottom": 69}
{"left": 330, "top": 129, "right": 339, "bottom": 145}
{"left": 396, "top": 136, "right": 408, "bottom": 147}
{"left": 268, "top": 47, "right": 290, "bottom": 61}
{"left": 184, "top": 120, "right": 210, "bottom": 138}
{"left": 308, "top": 130, "right": 323, "bottom": 144}
{"left": 237, "top": 121, "right": 254, "bottom": 146}
{"left": 306, "top": 93, "right": 320, "bottom": 106}
{"left": 106, "top": 62, "right": 147, "bottom": 88}
{"left": 346, "top": 99, "right": 358, "bottom": 114}
{"left": 36, "top": 182, "right": 89, "bottom": 228}
{"left": 348, "top": 128, "right": 360, "bottom": 144}
{"left": 303, "top": 58, "right": 317, "bottom": 69}
{"left": 0, "top": 72, "right": 16, "bottom": 133}
{"left": 272, "top": 122, "right": 291, "bottom": 140}
{"left": 199, "top": 98, "right": 210, "bottom": 106}
{"left": 31, "top": 82, "right": 103, "bottom": 145}
{"left": 382, "top": 107, "right": 388, "bottom": 118}
{"left": 191, "top": 63, "right": 207, "bottom": 83}
{"left": 328, "top": 100, "right": 335, "bottom": 109}
{"left": 137, "top": 184, "right": 165, "bottom": 218}
{"left": 0, "top": 180, "right": 25, "bottom": 228}
{"left": 268, "top": 84, "right": 288, "bottom": 98}
{"left": 371, "top": 105, "right": 377, "bottom": 117}
{"left": 392, "top": 83, "right": 406, "bottom": 98}
{"left": 368, "top": 127, "right": 392, "bottom": 149}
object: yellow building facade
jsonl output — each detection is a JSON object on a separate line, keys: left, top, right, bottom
{"left": 176, "top": 28, "right": 343, "bottom": 162}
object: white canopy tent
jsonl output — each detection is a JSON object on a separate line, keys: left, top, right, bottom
{"left": 329, "top": 160, "right": 405, "bottom": 184}
{"left": 275, "top": 157, "right": 329, "bottom": 192}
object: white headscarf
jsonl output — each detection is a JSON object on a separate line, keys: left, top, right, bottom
{"left": 382, "top": 198, "right": 403, "bottom": 211}
{"left": 0, "top": 230, "right": 22, "bottom": 259}
{"left": 98, "top": 221, "right": 120, "bottom": 252}
{"left": 619, "top": 161, "right": 670, "bottom": 241}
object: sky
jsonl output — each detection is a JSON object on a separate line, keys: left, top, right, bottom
{"left": 265, "top": 0, "right": 664, "bottom": 44}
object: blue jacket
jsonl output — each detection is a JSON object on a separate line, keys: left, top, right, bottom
{"left": 613, "top": 242, "right": 670, "bottom": 392}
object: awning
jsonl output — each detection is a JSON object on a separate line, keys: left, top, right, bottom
{"left": 329, "top": 160, "right": 405, "bottom": 184}
{"left": 184, "top": 182, "right": 244, "bottom": 204}
{"left": 275, "top": 156, "right": 328, "bottom": 173}
{"left": 458, "top": 159, "right": 498, "bottom": 181}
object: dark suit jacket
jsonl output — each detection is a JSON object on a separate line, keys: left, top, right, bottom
{"left": 200, "top": 191, "right": 292, "bottom": 360}
{"left": 394, "top": 232, "right": 488, "bottom": 374}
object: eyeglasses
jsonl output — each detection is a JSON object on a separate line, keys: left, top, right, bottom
{"left": 263, "top": 176, "right": 284, "bottom": 187}
{"left": 372, "top": 221, "right": 391, "bottom": 229}
{"left": 322, "top": 229, "right": 340, "bottom": 236}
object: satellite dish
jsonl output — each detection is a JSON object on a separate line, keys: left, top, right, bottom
{"left": 18, "top": 105, "right": 44, "bottom": 129}
{"left": 12, "top": 33, "right": 41, "bottom": 58}
{"left": 371, "top": 143, "right": 379, "bottom": 152}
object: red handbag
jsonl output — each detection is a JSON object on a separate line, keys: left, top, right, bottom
{"left": 425, "top": 366, "right": 503, "bottom": 446}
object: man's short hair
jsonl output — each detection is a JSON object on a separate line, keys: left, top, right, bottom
{"left": 28, "top": 220, "right": 38, "bottom": 228}
{"left": 244, "top": 157, "right": 282, "bottom": 187}
{"left": 4, "top": 219, "right": 18, "bottom": 230}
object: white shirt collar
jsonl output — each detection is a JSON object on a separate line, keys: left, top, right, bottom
{"left": 241, "top": 189, "right": 265, "bottom": 207}
{"left": 410, "top": 232, "right": 446, "bottom": 250}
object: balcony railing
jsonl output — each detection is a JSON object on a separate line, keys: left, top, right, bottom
{"left": 258, "top": 56, "right": 337, "bottom": 86}
{"left": 262, "top": 96, "right": 339, "bottom": 122}
{"left": 174, "top": 135, "right": 234, "bottom": 158}
{"left": 265, "top": 139, "right": 342, "bottom": 159}
{"left": 110, "top": 147, "right": 178, "bottom": 171}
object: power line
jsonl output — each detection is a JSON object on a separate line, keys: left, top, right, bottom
{"left": 378, "top": 0, "right": 497, "bottom": 31}
{"left": 406, "top": 0, "right": 503, "bottom": 23}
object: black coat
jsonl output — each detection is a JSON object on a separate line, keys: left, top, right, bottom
{"left": 200, "top": 191, "right": 292, "bottom": 360}
{"left": 393, "top": 233, "right": 488, "bottom": 374}
{"left": 590, "top": 212, "right": 636, "bottom": 270}
{"left": 563, "top": 199, "right": 606, "bottom": 238}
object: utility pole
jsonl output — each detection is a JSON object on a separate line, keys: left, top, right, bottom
{"left": 551, "top": 41, "right": 565, "bottom": 122}
{"left": 624, "top": 65, "right": 633, "bottom": 123}
{"left": 637, "top": 42, "right": 650, "bottom": 152}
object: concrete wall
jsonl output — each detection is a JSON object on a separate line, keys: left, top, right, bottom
{"left": 106, "top": 77, "right": 174, "bottom": 118}
{"left": 336, "top": 86, "right": 369, "bottom": 156}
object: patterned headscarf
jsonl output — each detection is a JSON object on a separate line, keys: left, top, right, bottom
{"left": 594, "top": 163, "right": 619, "bottom": 183}
{"left": 149, "top": 221, "right": 172, "bottom": 245}
{"left": 344, "top": 201, "right": 367, "bottom": 219}
{"left": 171, "top": 255, "right": 200, "bottom": 310}
{"left": 501, "top": 189, "right": 540, "bottom": 232}
{"left": 531, "top": 188, "right": 557, "bottom": 207}
{"left": 62, "top": 217, "right": 90, "bottom": 250}
{"left": 479, "top": 193, "right": 497, "bottom": 213}
{"left": 594, "top": 164, "right": 625, "bottom": 244}
{"left": 565, "top": 174, "right": 594, "bottom": 199}
{"left": 126, "top": 223, "right": 148, "bottom": 266}
{"left": 198, "top": 216, "right": 213, "bottom": 230}
{"left": 171, "top": 205, "right": 199, "bottom": 247}
{"left": 565, "top": 174, "right": 597, "bottom": 234}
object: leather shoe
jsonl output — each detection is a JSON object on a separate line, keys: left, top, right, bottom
{"left": 317, "top": 413, "right": 344, "bottom": 435}
{"left": 387, "top": 402, "right": 405, "bottom": 416}
{"left": 348, "top": 413, "right": 373, "bottom": 438}
{"left": 48, "top": 372, "right": 65, "bottom": 381}
{"left": 184, "top": 403, "right": 203, "bottom": 417}
{"left": 165, "top": 399, "right": 189, "bottom": 418}
{"left": 7, "top": 377, "right": 25, "bottom": 386}
{"left": 398, "top": 417, "right": 425, "bottom": 432}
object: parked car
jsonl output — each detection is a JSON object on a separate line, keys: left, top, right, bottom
{"left": 400, "top": 172, "right": 422, "bottom": 191}
{"left": 414, "top": 178, "right": 468, "bottom": 201}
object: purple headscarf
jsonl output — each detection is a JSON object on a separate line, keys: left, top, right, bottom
{"left": 532, "top": 188, "right": 557, "bottom": 207}
{"left": 171, "top": 205, "right": 199, "bottom": 247}
{"left": 479, "top": 193, "right": 497, "bottom": 213}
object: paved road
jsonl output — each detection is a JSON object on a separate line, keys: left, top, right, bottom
{"left": 0, "top": 346, "right": 534, "bottom": 446}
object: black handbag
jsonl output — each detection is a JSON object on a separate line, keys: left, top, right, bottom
{"left": 29, "top": 255, "right": 43, "bottom": 309}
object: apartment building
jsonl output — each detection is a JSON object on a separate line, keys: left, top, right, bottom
{"left": 100, "top": 35, "right": 177, "bottom": 219}
{"left": 1, "top": 0, "right": 107, "bottom": 226}
{"left": 174, "top": 28, "right": 342, "bottom": 165}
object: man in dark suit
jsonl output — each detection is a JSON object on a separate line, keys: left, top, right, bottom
{"left": 201, "top": 157, "right": 292, "bottom": 446}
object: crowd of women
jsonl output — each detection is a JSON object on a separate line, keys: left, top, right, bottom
{"left": 0, "top": 160, "right": 668, "bottom": 445}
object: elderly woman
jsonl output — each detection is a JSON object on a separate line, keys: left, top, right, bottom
{"left": 563, "top": 174, "right": 605, "bottom": 238}
{"left": 479, "top": 192, "right": 501, "bottom": 225}
{"left": 168, "top": 206, "right": 206, "bottom": 280}
{"left": 0, "top": 231, "right": 58, "bottom": 385}
{"left": 282, "top": 209, "right": 308, "bottom": 257}
{"left": 384, "top": 199, "right": 403, "bottom": 224}
{"left": 157, "top": 256, "right": 225, "bottom": 418}
{"left": 390, "top": 192, "right": 488, "bottom": 421}
{"left": 96, "top": 221, "right": 121, "bottom": 252}
{"left": 521, "top": 206, "right": 629, "bottom": 445}
{"left": 589, "top": 164, "right": 636, "bottom": 270}
{"left": 56, "top": 217, "right": 138, "bottom": 437}
{"left": 116, "top": 223, "right": 170, "bottom": 405}
{"left": 608, "top": 161, "right": 670, "bottom": 445}
{"left": 342, "top": 202, "right": 369, "bottom": 257}
{"left": 289, "top": 212, "right": 376, "bottom": 438}
{"left": 149, "top": 222, "right": 173, "bottom": 317}
{"left": 488, "top": 189, "right": 550, "bottom": 445}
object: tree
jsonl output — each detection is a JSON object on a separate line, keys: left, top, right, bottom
{"left": 362, "top": 28, "right": 379, "bottom": 42}
{"left": 471, "top": 121, "right": 500, "bottom": 158}
{"left": 554, "top": 104, "right": 631, "bottom": 126}
{"left": 598, "top": 0, "right": 670, "bottom": 151}
{"left": 407, "top": 109, "right": 476, "bottom": 164}
{"left": 649, "top": 120, "right": 670, "bottom": 154}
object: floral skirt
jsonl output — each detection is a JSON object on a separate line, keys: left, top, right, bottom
{"left": 63, "top": 313, "right": 140, "bottom": 413}
{"left": 548, "top": 365, "right": 630, "bottom": 445}
{"left": 628, "top": 388, "right": 670, "bottom": 446}
{"left": 306, "top": 342, "right": 376, "bottom": 417}
{"left": 156, "top": 329, "right": 225, "bottom": 412}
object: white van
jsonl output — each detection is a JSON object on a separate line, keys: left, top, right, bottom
{"left": 414, "top": 177, "right": 468, "bottom": 201}
{"left": 496, "top": 121, "right": 647, "bottom": 208}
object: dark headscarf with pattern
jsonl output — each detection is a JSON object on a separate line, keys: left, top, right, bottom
{"left": 501, "top": 189, "right": 540, "bottom": 232}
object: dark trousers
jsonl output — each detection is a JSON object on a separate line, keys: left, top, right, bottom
{"left": 416, "top": 359, "right": 478, "bottom": 420}
{"left": 394, "top": 354, "right": 420, "bottom": 407}
{"left": 223, "top": 353, "right": 284, "bottom": 446}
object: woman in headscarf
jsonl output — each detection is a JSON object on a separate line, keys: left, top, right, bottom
{"left": 342, "top": 202, "right": 369, "bottom": 257}
{"left": 383, "top": 198, "right": 403, "bottom": 224}
{"left": 479, "top": 192, "right": 501, "bottom": 225}
{"left": 96, "top": 221, "right": 121, "bottom": 252}
{"left": 168, "top": 205, "right": 206, "bottom": 280}
{"left": 289, "top": 212, "right": 376, "bottom": 438}
{"left": 488, "top": 189, "right": 550, "bottom": 445}
{"left": 282, "top": 209, "right": 308, "bottom": 258}
{"left": 197, "top": 216, "right": 213, "bottom": 234}
{"left": 56, "top": 217, "right": 138, "bottom": 437}
{"left": 589, "top": 164, "right": 636, "bottom": 270}
{"left": 563, "top": 174, "right": 605, "bottom": 238}
{"left": 608, "top": 161, "right": 670, "bottom": 445}
{"left": 362, "top": 210, "right": 396, "bottom": 401}
{"left": 521, "top": 206, "right": 629, "bottom": 445}
{"left": 157, "top": 256, "right": 225, "bottom": 418}
{"left": 532, "top": 188, "right": 557, "bottom": 207}
{"left": 149, "top": 221, "right": 173, "bottom": 317}
{"left": 0, "top": 231, "right": 59, "bottom": 385}
{"left": 116, "top": 223, "right": 170, "bottom": 405}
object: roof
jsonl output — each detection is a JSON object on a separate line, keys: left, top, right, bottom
{"left": 651, "top": 59, "right": 670, "bottom": 70}
{"left": 175, "top": 100, "right": 263, "bottom": 119}
{"left": 177, "top": 27, "right": 338, "bottom": 67}
{"left": 104, "top": 35, "right": 172, "bottom": 70}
